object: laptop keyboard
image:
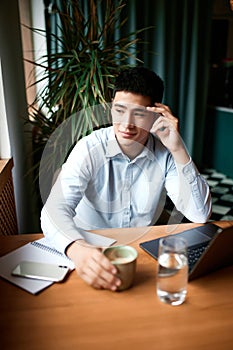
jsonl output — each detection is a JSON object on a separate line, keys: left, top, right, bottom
{"left": 188, "top": 241, "right": 210, "bottom": 272}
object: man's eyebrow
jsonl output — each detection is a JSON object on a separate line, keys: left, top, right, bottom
{"left": 112, "top": 103, "right": 127, "bottom": 109}
{"left": 133, "top": 107, "right": 147, "bottom": 112}
{"left": 113, "top": 103, "right": 147, "bottom": 112}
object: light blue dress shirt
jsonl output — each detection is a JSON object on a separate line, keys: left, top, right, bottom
{"left": 41, "top": 126, "right": 212, "bottom": 253}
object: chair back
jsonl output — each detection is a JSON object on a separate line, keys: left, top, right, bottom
{"left": 0, "top": 158, "right": 18, "bottom": 235}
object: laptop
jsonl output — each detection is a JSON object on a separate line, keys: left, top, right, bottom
{"left": 139, "top": 223, "right": 233, "bottom": 281}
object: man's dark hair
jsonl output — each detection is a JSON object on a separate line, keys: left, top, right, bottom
{"left": 113, "top": 66, "right": 164, "bottom": 105}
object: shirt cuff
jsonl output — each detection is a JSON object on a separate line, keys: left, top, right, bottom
{"left": 52, "top": 233, "right": 76, "bottom": 255}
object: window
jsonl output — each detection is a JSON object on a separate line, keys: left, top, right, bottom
{"left": 0, "top": 59, "right": 11, "bottom": 158}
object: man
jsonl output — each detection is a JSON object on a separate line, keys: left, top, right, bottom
{"left": 41, "top": 66, "right": 211, "bottom": 291}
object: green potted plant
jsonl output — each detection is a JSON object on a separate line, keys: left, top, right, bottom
{"left": 26, "top": 0, "right": 148, "bottom": 202}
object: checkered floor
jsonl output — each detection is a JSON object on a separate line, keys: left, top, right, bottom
{"left": 201, "top": 169, "right": 233, "bottom": 221}
{"left": 163, "top": 168, "right": 233, "bottom": 223}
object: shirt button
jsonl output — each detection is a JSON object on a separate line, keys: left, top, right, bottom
{"left": 183, "top": 166, "right": 190, "bottom": 174}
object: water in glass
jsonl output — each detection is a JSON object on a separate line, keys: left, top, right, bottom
{"left": 157, "top": 251, "right": 188, "bottom": 306}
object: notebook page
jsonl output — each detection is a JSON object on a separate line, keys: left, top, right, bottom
{"left": 0, "top": 238, "right": 74, "bottom": 294}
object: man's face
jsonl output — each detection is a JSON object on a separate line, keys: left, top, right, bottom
{"left": 112, "top": 91, "right": 156, "bottom": 149}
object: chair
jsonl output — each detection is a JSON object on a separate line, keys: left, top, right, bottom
{"left": 0, "top": 158, "right": 18, "bottom": 235}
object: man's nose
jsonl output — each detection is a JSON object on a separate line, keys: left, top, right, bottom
{"left": 121, "top": 111, "right": 135, "bottom": 127}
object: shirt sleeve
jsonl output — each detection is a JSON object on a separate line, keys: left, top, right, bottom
{"left": 40, "top": 138, "right": 92, "bottom": 254}
{"left": 165, "top": 157, "right": 212, "bottom": 223}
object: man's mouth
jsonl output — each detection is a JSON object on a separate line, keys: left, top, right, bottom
{"left": 119, "top": 130, "right": 136, "bottom": 138}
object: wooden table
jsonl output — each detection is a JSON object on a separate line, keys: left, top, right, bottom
{"left": 1, "top": 222, "right": 233, "bottom": 350}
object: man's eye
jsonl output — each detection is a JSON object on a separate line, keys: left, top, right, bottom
{"left": 134, "top": 112, "right": 146, "bottom": 118}
{"left": 115, "top": 109, "right": 124, "bottom": 114}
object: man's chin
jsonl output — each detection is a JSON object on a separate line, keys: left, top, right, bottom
{"left": 118, "top": 136, "right": 137, "bottom": 146}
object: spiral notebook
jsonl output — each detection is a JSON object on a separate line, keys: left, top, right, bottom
{"left": 0, "top": 233, "right": 116, "bottom": 294}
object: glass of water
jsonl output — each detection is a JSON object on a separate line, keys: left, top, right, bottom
{"left": 156, "top": 236, "right": 188, "bottom": 306}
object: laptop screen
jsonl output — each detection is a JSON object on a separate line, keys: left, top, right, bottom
{"left": 173, "top": 230, "right": 211, "bottom": 246}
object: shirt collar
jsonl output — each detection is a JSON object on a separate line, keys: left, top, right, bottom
{"left": 105, "top": 128, "right": 123, "bottom": 158}
{"left": 138, "top": 134, "right": 156, "bottom": 161}
{"left": 105, "top": 128, "right": 156, "bottom": 162}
